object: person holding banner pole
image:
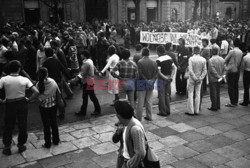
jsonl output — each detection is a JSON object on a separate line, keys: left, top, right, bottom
{"left": 176, "top": 38, "right": 190, "bottom": 95}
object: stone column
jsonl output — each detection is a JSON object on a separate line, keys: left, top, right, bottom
{"left": 140, "top": 0, "right": 147, "bottom": 22}
{"left": 110, "top": 0, "right": 118, "bottom": 24}
{"left": 161, "top": 0, "right": 171, "bottom": 22}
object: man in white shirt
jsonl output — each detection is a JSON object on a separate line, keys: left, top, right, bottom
{"left": 186, "top": 46, "right": 207, "bottom": 116}
{"left": 240, "top": 45, "right": 250, "bottom": 106}
{"left": 220, "top": 35, "right": 229, "bottom": 58}
{"left": 0, "top": 60, "right": 39, "bottom": 155}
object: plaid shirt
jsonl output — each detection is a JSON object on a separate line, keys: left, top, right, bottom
{"left": 111, "top": 60, "right": 138, "bottom": 79}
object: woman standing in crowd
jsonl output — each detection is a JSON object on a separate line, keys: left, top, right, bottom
{"left": 36, "top": 67, "right": 60, "bottom": 148}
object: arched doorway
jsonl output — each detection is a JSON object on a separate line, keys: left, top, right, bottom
{"left": 171, "top": 8, "right": 178, "bottom": 22}
{"left": 225, "top": 7, "right": 232, "bottom": 19}
{"left": 85, "top": 0, "right": 109, "bottom": 23}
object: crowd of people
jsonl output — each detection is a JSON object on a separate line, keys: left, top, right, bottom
{"left": 0, "top": 18, "right": 250, "bottom": 168}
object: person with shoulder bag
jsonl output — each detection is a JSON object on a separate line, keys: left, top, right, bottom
{"left": 36, "top": 67, "right": 60, "bottom": 149}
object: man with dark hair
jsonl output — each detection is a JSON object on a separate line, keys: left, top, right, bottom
{"left": 176, "top": 38, "right": 190, "bottom": 95}
{"left": 0, "top": 60, "right": 39, "bottom": 155}
{"left": 136, "top": 47, "right": 158, "bottom": 121}
{"left": 114, "top": 100, "right": 146, "bottom": 168}
{"left": 73, "top": 50, "right": 101, "bottom": 116}
{"left": 165, "top": 42, "right": 178, "bottom": 67}
{"left": 24, "top": 39, "right": 37, "bottom": 80}
{"left": 43, "top": 48, "right": 71, "bottom": 119}
{"left": 225, "top": 38, "right": 243, "bottom": 107}
{"left": 220, "top": 34, "right": 229, "bottom": 58}
{"left": 133, "top": 44, "right": 142, "bottom": 64}
{"left": 111, "top": 49, "right": 138, "bottom": 109}
{"left": 208, "top": 46, "right": 225, "bottom": 111}
{"left": 156, "top": 45, "right": 176, "bottom": 116}
{"left": 240, "top": 45, "right": 250, "bottom": 106}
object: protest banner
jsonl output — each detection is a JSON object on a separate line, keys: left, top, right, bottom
{"left": 140, "top": 31, "right": 208, "bottom": 47}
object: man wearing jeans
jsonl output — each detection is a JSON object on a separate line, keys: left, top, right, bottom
{"left": 136, "top": 48, "right": 158, "bottom": 121}
{"left": 156, "top": 45, "right": 176, "bottom": 116}
{"left": 208, "top": 47, "right": 225, "bottom": 111}
{"left": 225, "top": 38, "right": 243, "bottom": 107}
{"left": 186, "top": 46, "right": 207, "bottom": 116}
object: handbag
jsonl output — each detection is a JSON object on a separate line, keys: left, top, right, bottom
{"left": 184, "top": 66, "right": 189, "bottom": 79}
{"left": 56, "top": 89, "right": 66, "bottom": 108}
{"left": 142, "top": 139, "right": 160, "bottom": 168}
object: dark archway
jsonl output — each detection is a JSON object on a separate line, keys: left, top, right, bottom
{"left": 85, "top": 0, "right": 109, "bottom": 23}
{"left": 171, "top": 8, "right": 178, "bottom": 22}
{"left": 225, "top": 7, "right": 232, "bottom": 19}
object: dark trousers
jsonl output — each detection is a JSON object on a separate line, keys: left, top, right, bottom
{"left": 243, "top": 70, "right": 250, "bottom": 104}
{"left": 39, "top": 106, "right": 60, "bottom": 146}
{"left": 227, "top": 72, "right": 240, "bottom": 105}
{"left": 158, "top": 80, "right": 171, "bottom": 115}
{"left": 3, "top": 99, "right": 28, "bottom": 147}
{"left": 80, "top": 84, "right": 101, "bottom": 114}
{"left": 175, "top": 70, "right": 187, "bottom": 93}
{"left": 209, "top": 82, "right": 221, "bottom": 110}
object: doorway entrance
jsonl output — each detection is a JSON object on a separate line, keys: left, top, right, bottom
{"left": 85, "top": 0, "right": 109, "bottom": 23}
{"left": 25, "top": 8, "right": 40, "bottom": 25}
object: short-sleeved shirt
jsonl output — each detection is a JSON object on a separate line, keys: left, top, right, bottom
{"left": 111, "top": 60, "right": 138, "bottom": 79}
{"left": 156, "top": 55, "right": 173, "bottom": 77}
{"left": 0, "top": 75, "right": 33, "bottom": 99}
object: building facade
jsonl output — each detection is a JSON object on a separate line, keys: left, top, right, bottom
{"left": 0, "top": 0, "right": 249, "bottom": 25}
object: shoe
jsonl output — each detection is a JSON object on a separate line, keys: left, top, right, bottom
{"left": 42, "top": 144, "right": 51, "bottom": 149}
{"left": 225, "top": 103, "right": 236, "bottom": 107}
{"left": 53, "top": 141, "right": 60, "bottom": 145}
{"left": 110, "top": 103, "right": 115, "bottom": 107}
{"left": 185, "top": 112, "right": 195, "bottom": 116}
{"left": 18, "top": 145, "right": 27, "bottom": 153}
{"left": 240, "top": 102, "right": 248, "bottom": 106}
{"left": 75, "top": 112, "right": 86, "bottom": 116}
{"left": 208, "top": 108, "right": 217, "bottom": 111}
{"left": 157, "top": 113, "right": 168, "bottom": 117}
{"left": 144, "top": 117, "right": 153, "bottom": 121}
{"left": 58, "top": 114, "right": 65, "bottom": 120}
{"left": 91, "top": 111, "right": 101, "bottom": 116}
{"left": 2, "top": 148, "right": 11, "bottom": 156}
{"left": 194, "top": 113, "right": 199, "bottom": 116}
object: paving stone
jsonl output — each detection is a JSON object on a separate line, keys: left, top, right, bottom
{"left": 14, "top": 161, "right": 43, "bottom": 168}
{"left": 143, "top": 123, "right": 159, "bottom": 131}
{"left": 218, "top": 112, "right": 240, "bottom": 120}
{"left": 30, "top": 139, "right": 44, "bottom": 149}
{"left": 213, "top": 165, "right": 231, "bottom": 168}
{"left": 72, "top": 122, "right": 93, "bottom": 130}
{"left": 240, "top": 115, "right": 250, "bottom": 122}
{"left": 202, "top": 116, "right": 224, "bottom": 124}
{"left": 60, "top": 127, "right": 76, "bottom": 134}
{"left": 167, "top": 114, "right": 194, "bottom": 123}
{"left": 149, "top": 127, "right": 178, "bottom": 138}
{"left": 171, "top": 158, "right": 209, "bottom": 168}
{"left": 60, "top": 133, "right": 76, "bottom": 142}
{"left": 90, "top": 118, "right": 113, "bottom": 126}
{"left": 159, "top": 135, "right": 187, "bottom": 147}
{"left": 213, "top": 146, "right": 247, "bottom": 160}
{"left": 226, "top": 118, "right": 249, "bottom": 128}
{"left": 145, "top": 131, "right": 161, "bottom": 142}
{"left": 168, "top": 123, "right": 195, "bottom": 133}
{"left": 223, "top": 130, "right": 249, "bottom": 141}
{"left": 168, "top": 145, "right": 199, "bottom": 160}
{"left": 93, "top": 132, "right": 114, "bottom": 142}
{"left": 22, "top": 148, "right": 53, "bottom": 162}
{"left": 186, "top": 140, "right": 218, "bottom": 153}
{"left": 195, "top": 126, "right": 222, "bottom": 136}
{"left": 92, "top": 152, "right": 117, "bottom": 168}
{"left": 65, "top": 160, "right": 101, "bottom": 168}
{"left": 185, "top": 119, "right": 209, "bottom": 128}
{"left": 70, "top": 128, "right": 97, "bottom": 138}
{"left": 153, "top": 119, "right": 176, "bottom": 127}
{"left": 205, "top": 134, "right": 236, "bottom": 148}
{"left": 177, "top": 130, "right": 207, "bottom": 142}
{"left": 148, "top": 141, "right": 165, "bottom": 151}
{"left": 51, "top": 142, "right": 78, "bottom": 155}
{"left": 237, "top": 125, "right": 250, "bottom": 135}
{"left": 92, "top": 125, "right": 115, "bottom": 134}
{"left": 194, "top": 151, "right": 230, "bottom": 167}
{"left": 72, "top": 137, "right": 100, "bottom": 149}
{"left": 90, "top": 142, "right": 118, "bottom": 155}
{"left": 211, "top": 122, "right": 236, "bottom": 132}
{"left": 66, "top": 148, "right": 98, "bottom": 162}
{"left": 226, "top": 157, "right": 250, "bottom": 168}
{"left": 0, "top": 152, "right": 26, "bottom": 168}
{"left": 231, "top": 140, "right": 250, "bottom": 153}
{"left": 244, "top": 154, "right": 250, "bottom": 160}
{"left": 39, "top": 154, "right": 72, "bottom": 168}
{"left": 13, "top": 133, "right": 38, "bottom": 145}
{"left": 155, "top": 150, "right": 178, "bottom": 166}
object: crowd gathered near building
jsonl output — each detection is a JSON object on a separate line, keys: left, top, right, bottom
{"left": 0, "top": 17, "right": 250, "bottom": 167}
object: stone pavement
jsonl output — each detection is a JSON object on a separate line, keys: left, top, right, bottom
{"left": 0, "top": 92, "right": 250, "bottom": 168}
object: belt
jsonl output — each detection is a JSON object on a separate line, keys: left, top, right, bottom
{"left": 6, "top": 97, "right": 26, "bottom": 103}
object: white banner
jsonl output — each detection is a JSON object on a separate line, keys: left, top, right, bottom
{"left": 140, "top": 31, "right": 208, "bottom": 47}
